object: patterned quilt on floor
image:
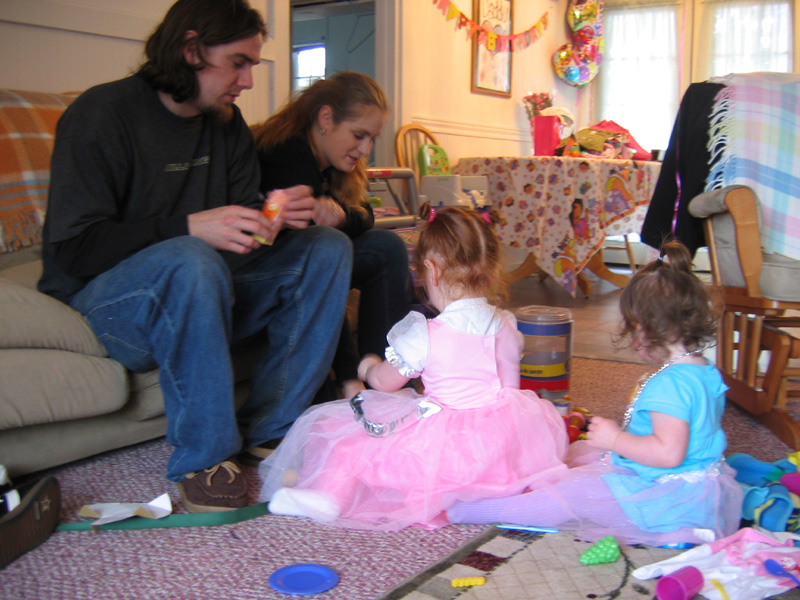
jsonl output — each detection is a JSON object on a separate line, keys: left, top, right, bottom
{"left": 381, "top": 527, "right": 800, "bottom": 600}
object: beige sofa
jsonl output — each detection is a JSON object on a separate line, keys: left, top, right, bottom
{"left": 0, "top": 89, "right": 261, "bottom": 477}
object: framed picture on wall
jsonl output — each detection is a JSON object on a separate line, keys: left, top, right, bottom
{"left": 471, "top": 0, "right": 513, "bottom": 97}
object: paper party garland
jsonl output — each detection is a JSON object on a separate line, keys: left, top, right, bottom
{"left": 432, "top": 0, "right": 549, "bottom": 52}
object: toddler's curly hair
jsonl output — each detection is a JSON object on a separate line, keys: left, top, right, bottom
{"left": 617, "top": 240, "right": 720, "bottom": 354}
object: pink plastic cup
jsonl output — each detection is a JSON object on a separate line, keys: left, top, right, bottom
{"left": 656, "top": 566, "right": 704, "bottom": 600}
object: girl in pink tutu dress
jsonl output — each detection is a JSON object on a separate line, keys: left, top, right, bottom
{"left": 258, "top": 206, "right": 569, "bottom": 530}
{"left": 447, "top": 241, "right": 744, "bottom": 546}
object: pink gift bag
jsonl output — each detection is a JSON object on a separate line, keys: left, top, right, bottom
{"left": 532, "top": 115, "right": 561, "bottom": 156}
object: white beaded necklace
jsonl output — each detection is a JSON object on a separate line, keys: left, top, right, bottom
{"left": 600, "top": 350, "right": 701, "bottom": 464}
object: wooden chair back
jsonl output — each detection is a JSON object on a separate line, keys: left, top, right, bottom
{"left": 394, "top": 124, "right": 439, "bottom": 184}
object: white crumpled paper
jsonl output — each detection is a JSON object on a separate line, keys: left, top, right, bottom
{"left": 78, "top": 493, "right": 172, "bottom": 526}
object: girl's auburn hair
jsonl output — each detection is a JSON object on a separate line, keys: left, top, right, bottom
{"left": 415, "top": 205, "right": 508, "bottom": 302}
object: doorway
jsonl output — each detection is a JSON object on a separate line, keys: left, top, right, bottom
{"left": 290, "top": 0, "right": 376, "bottom": 92}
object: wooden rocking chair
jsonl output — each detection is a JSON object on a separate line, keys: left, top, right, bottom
{"left": 689, "top": 185, "right": 800, "bottom": 449}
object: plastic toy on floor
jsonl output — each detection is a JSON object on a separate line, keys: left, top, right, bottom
{"left": 580, "top": 536, "right": 620, "bottom": 565}
{"left": 727, "top": 452, "right": 799, "bottom": 487}
{"left": 728, "top": 452, "right": 800, "bottom": 533}
{"left": 451, "top": 577, "right": 486, "bottom": 588}
{"left": 563, "top": 411, "right": 588, "bottom": 443}
{"left": 655, "top": 565, "right": 704, "bottom": 600}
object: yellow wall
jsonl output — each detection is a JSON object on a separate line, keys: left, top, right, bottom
{"left": 0, "top": 0, "right": 596, "bottom": 165}
{"left": 392, "top": 0, "right": 583, "bottom": 163}
{"left": 0, "top": 0, "right": 287, "bottom": 127}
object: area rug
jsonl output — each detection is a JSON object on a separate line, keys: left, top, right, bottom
{"left": 378, "top": 357, "right": 800, "bottom": 600}
{"left": 2, "top": 357, "right": 798, "bottom": 600}
{"left": 0, "top": 438, "right": 487, "bottom": 600}
{"left": 382, "top": 527, "right": 800, "bottom": 600}
{"left": 379, "top": 527, "right": 689, "bottom": 600}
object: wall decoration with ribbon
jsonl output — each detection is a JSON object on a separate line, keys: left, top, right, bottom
{"left": 432, "top": 0, "right": 549, "bottom": 53}
{"left": 552, "top": 0, "right": 604, "bottom": 87}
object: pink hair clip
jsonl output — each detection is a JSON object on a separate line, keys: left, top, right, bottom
{"left": 480, "top": 211, "right": 492, "bottom": 225}
{"left": 427, "top": 207, "right": 437, "bottom": 222}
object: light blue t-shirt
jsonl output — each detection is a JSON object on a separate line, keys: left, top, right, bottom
{"left": 604, "top": 361, "right": 729, "bottom": 531}
{"left": 611, "top": 362, "right": 728, "bottom": 478}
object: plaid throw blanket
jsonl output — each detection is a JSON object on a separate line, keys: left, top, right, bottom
{"left": 0, "top": 89, "right": 78, "bottom": 253}
{"left": 706, "top": 72, "right": 800, "bottom": 261}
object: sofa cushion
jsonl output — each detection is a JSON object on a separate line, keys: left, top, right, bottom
{"left": 0, "top": 89, "right": 77, "bottom": 253}
{"left": 0, "top": 276, "right": 107, "bottom": 355}
{"left": 124, "top": 370, "right": 164, "bottom": 421}
{"left": 0, "top": 348, "right": 128, "bottom": 429}
{"left": 0, "top": 244, "right": 42, "bottom": 277}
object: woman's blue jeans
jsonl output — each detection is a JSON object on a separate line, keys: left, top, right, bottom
{"left": 69, "top": 229, "right": 352, "bottom": 481}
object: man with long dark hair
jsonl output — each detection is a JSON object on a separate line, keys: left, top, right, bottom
{"left": 38, "top": 0, "right": 352, "bottom": 512}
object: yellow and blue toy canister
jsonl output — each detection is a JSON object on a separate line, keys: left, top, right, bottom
{"left": 515, "top": 306, "right": 573, "bottom": 393}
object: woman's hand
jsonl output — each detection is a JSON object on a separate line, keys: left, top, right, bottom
{"left": 276, "top": 185, "right": 316, "bottom": 230}
{"left": 313, "top": 196, "right": 346, "bottom": 228}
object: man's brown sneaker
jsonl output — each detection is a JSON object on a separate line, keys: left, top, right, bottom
{"left": 177, "top": 460, "right": 248, "bottom": 513}
{"left": 0, "top": 476, "right": 61, "bottom": 569}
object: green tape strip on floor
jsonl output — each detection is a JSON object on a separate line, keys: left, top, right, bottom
{"left": 56, "top": 502, "right": 270, "bottom": 531}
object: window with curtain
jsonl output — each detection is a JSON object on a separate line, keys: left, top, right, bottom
{"left": 595, "top": 0, "right": 795, "bottom": 153}
{"left": 694, "top": 0, "right": 793, "bottom": 81}
{"left": 596, "top": 0, "right": 680, "bottom": 153}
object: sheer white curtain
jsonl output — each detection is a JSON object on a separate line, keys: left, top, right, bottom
{"left": 595, "top": 0, "right": 794, "bottom": 153}
{"left": 596, "top": 1, "right": 681, "bottom": 153}
{"left": 694, "top": 0, "right": 793, "bottom": 81}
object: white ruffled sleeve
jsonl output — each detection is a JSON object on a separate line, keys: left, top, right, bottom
{"left": 385, "top": 311, "right": 429, "bottom": 377}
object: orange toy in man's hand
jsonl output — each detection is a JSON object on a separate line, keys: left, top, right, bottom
{"left": 253, "top": 190, "right": 289, "bottom": 245}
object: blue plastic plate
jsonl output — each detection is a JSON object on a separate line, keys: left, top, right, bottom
{"left": 268, "top": 563, "right": 339, "bottom": 595}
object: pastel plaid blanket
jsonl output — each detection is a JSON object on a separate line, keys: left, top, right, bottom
{"left": 706, "top": 72, "right": 800, "bottom": 261}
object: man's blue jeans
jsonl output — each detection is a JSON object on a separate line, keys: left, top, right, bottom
{"left": 69, "top": 229, "right": 351, "bottom": 481}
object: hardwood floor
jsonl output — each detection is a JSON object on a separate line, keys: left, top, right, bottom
{"left": 505, "top": 263, "right": 644, "bottom": 364}
{"left": 504, "top": 260, "right": 732, "bottom": 369}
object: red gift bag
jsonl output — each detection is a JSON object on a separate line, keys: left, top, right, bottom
{"left": 532, "top": 115, "right": 561, "bottom": 156}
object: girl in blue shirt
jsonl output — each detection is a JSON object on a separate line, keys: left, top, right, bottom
{"left": 447, "top": 241, "right": 743, "bottom": 546}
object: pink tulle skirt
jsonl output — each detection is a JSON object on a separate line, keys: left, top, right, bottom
{"left": 258, "top": 388, "right": 569, "bottom": 531}
{"left": 448, "top": 441, "right": 744, "bottom": 546}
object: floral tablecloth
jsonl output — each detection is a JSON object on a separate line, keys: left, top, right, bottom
{"left": 454, "top": 156, "right": 661, "bottom": 296}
